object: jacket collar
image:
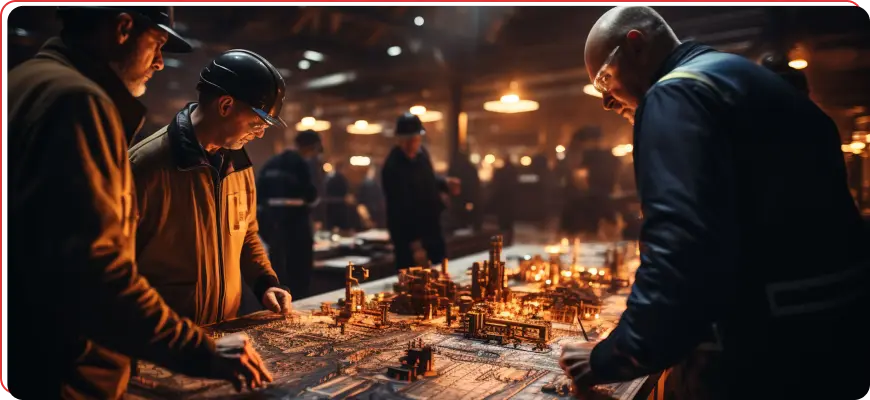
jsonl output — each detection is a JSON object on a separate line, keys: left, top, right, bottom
{"left": 169, "top": 102, "right": 253, "bottom": 173}
{"left": 34, "top": 37, "right": 147, "bottom": 143}
{"left": 649, "top": 41, "right": 718, "bottom": 86}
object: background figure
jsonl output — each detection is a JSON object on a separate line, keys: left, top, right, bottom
{"left": 357, "top": 164, "right": 387, "bottom": 229}
{"left": 759, "top": 52, "right": 810, "bottom": 95}
{"left": 308, "top": 151, "right": 327, "bottom": 229}
{"left": 490, "top": 158, "right": 519, "bottom": 236}
{"left": 324, "top": 161, "right": 353, "bottom": 231}
{"left": 448, "top": 150, "right": 483, "bottom": 232}
{"left": 382, "top": 113, "right": 460, "bottom": 270}
{"left": 561, "top": 126, "right": 622, "bottom": 239}
{"left": 257, "top": 130, "right": 322, "bottom": 300}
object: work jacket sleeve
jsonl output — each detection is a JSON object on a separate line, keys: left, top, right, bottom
{"left": 131, "top": 154, "right": 164, "bottom": 260}
{"left": 241, "top": 187, "right": 282, "bottom": 300}
{"left": 589, "top": 80, "right": 739, "bottom": 383}
{"left": 54, "top": 93, "right": 215, "bottom": 377}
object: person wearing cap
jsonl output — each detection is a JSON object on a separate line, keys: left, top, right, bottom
{"left": 257, "top": 130, "right": 323, "bottom": 300}
{"left": 8, "top": 7, "right": 272, "bottom": 399}
{"left": 382, "top": 113, "right": 461, "bottom": 270}
{"left": 759, "top": 52, "right": 810, "bottom": 96}
{"left": 129, "top": 49, "right": 293, "bottom": 326}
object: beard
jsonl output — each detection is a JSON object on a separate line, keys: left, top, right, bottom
{"left": 110, "top": 41, "right": 150, "bottom": 97}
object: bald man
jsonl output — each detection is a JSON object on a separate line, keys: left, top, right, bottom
{"left": 561, "top": 6, "right": 869, "bottom": 400}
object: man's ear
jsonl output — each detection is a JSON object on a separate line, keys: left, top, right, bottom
{"left": 115, "top": 13, "right": 135, "bottom": 45}
{"left": 625, "top": 29, "right": 646, "bottom": 55}
{"left": 218, "top": 95, "right": 234, "bottom": 117}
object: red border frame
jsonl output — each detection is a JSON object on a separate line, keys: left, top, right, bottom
{"left": 0, "top": 0, "right": 861, "bottom": 393}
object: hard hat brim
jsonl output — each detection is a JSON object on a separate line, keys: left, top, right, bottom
{"left": 253, "top": 107, "right": 287, "bottom": 128}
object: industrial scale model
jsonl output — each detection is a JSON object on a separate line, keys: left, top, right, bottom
{"left": 129, "top": 236, "right": 645, "bottom": 399}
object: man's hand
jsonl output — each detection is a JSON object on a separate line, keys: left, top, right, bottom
{"left": 262, "top": 287, "right": 293, "bottom": 315}
{"left": 445, "top": 177, "right": 461, "bottom": 196}
{"left": 559, "top": 341, "right": 598, "bottom": 398}
{"left": 210, "top": 333, "right": 273, "bottom": 392}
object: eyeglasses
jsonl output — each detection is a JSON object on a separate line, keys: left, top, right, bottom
{"left": 593, "top": 45, "right": 620, "bottom": 94}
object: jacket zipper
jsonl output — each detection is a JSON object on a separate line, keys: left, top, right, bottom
{"left": 181, "top": 163, "right": 252, "bottom": 323}
{"left": 212, "top": 166, "right": 226, "bottom": 323}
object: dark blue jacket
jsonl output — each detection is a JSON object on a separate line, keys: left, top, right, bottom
{"left": 382, "top": 145, "right": 448, "bottom": 242}
{"left": 590, "top": 42, "right": 869, "bottom": 398}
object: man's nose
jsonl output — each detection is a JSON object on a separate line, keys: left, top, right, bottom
{"left": 153, "top": 50, "right": 165, "bottom": 71}
{"left": 254, "top": 130, "right": 266, "bottom": 139}
{"left": 602, "top": 93, "right": 615, "bottom": 110}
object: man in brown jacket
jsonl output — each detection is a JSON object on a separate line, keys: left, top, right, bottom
{"left": 130, "top": 49, "right": 293, "bottom": 326}
{"left": 8, "top": 6, "right": 273, "bottom": 399}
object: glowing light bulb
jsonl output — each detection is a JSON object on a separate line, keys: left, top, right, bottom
{"left": 354, "top": 120, "right": 368, "bottom": 129}
{"left": 788, "top": 59, "right": 808, "bottom": 70}
{"left": 301, "top": 117, "right": 316, "bottom": 127}
{"left": 500, "top": 94, "right": 519, "bottom": 103}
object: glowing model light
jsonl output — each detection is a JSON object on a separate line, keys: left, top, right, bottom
{"left": 295, "top": 116, "right": 331, "bottom": 132}
{"left": 347, "top": 120, "right": 382, "bottom": 135}
{"left": 350, "top": 156, "right": 372, "bottom": 166}
{"left": 846, "top": 141, "right": 866, "bottom": 154}
{"left": 520, "top": 156, "right": 532, "bottom": 166}
{"left": 612, "top": 144, "right": 634, "bottom": 157}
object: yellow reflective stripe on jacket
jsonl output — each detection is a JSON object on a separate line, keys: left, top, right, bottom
{"left": 656, "top": 70, "right": 723, "bottom": 99}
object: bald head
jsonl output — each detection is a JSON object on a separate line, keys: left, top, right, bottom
{"left": 585, "top": 7, "right": 677, "bottom": 78}
{"left": 583, "top": 6, "right": 681, "bottom": 124}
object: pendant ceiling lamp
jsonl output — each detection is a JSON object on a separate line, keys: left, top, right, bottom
{"left": 347, "top": 119, "right": 382, "bottom": 135}
{"left": 295, "top": 116, "right": 331, "bottom": 132}
{"left": 484, "top": 81, "right": 539, "bottom": 114}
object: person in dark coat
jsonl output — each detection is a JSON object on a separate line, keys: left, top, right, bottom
{"left": 324, "top": 161, "right": 352, "bottom": 231}
{"left": 382, "top": 113, "right": 460, "bottom": 270}
{"left": 357, "top": 165, "right": 387, "bottom": 229}
{"left": 257, "top": 130, "right": 322, "bottom": 300}
{"left": 561, "top": 6, "right": 869, "bottom": 400}
{"left": 490, "top": 158, "right": 519, "bottom": 235}
{"left": 448, "top": 151, "right": 483, "bottom": 231}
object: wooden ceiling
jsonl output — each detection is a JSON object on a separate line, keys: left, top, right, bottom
{"left": 7, "top": 5, "right": 870, "bottom": 135}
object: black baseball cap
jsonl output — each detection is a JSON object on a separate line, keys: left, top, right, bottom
{"left": 57, "top": 6, "right": 192, "bottom": 53}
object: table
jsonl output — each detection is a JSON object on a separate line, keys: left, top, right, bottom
{"left": 130, "top": 242, "right": 659, "bottom": 400}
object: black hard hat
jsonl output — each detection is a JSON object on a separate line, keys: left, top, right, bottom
{"left": 56, "top": 6, "right": 192, "bottom": 53}
{"left": 395, "top": 112, "right": 425, "bottom": 136}
{"left": 295, "top": 129, "right": 322, "bottom": 148}
{"left": 197, "top": 49, "right": 287, "bottom": 127}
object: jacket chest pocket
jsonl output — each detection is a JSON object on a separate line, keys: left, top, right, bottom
{"left": 227, "top": 191, "right": 249, "bottom": 236}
